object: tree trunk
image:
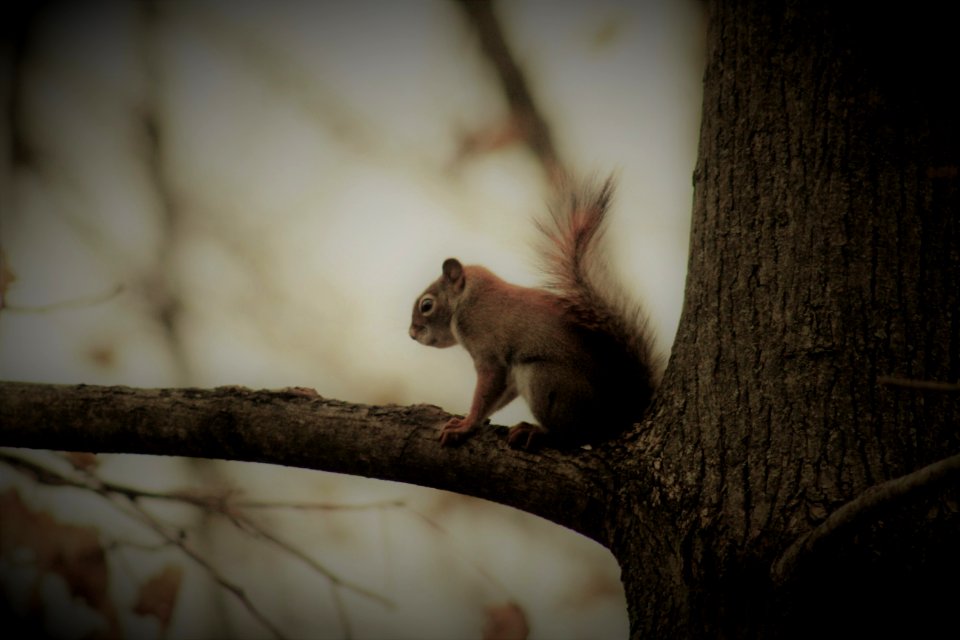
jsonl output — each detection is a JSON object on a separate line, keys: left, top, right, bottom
{"left": 615, "top": 0, "right": 959, "bottom": 636}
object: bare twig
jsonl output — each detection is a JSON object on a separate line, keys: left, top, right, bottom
{"left": 2, "top": 450, "right": 395, "bottom": 611}
{"left": 878, "top": 375, "right": 960, "bottom": 392}
{"left": 139, "top": 3, "right": 192, "bottom": 385}
{"left": 3, "top": 283, "right": 125, "bottom": 313}
{"left": 328, "top": 584, "right": 352, "bottom": 640}
{"left": 0, "top": 451, "right": 289, "bottom": 639}
{"left": 228, "top": 511, "right": 387, "bottom": 640}
{"left": 407, "top": 508, "right": 513, "bottom": 600}
{"left": 234, "top": 498, "right": 407, "bottom": 512}
{"left": 771, "top": 452, "right": 960, "bottom": 584}
{"left": 117, "top": 495, "right": 289, "bottom": 640}
{"left": 453, "top": 0, "right": 565, "bottom": 181}
{"left": 102, "top": 536, "right": 177, "bottom": 554}
{"left": 230, "top": 511, "right": 393, "bottom": 608}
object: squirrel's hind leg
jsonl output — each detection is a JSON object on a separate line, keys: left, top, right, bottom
{"left": 506, "top": 422, "right": 548, "bottom": 449}
{"left": 514, "top": 361, "right": 594, "bottom": 446}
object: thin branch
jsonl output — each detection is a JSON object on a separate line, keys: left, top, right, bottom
{"left": 771, "top": 452, "right": 960, "bottom": 584}
{"left": 0, "top": 451, "right": 288, "bottom": 639}
{"left": 3, "top": 283, "right": 125, "bottom": 313}
{"left": 453, "top": 0, "right": 565, "bottom": 181}
{"left": 115, "top": 494, "right": 289, "bottom": 640}
{"left": 229, "top": 511, "right": 393, "bottom": 609}
{"left": 2, "top": 450, "right": 394, "bottom": 609}
{"left": 24, "top": 453, "right": 407, "bottom": 513}
{"left": 0, "top": 452, "right": 87, "bottom": 489}
{"left": 328, "top": 583, "right": 352, "bottom": 640}
{"left": 234, "top": 498, "right": 407, "bottom": 511}
{"left": 228, "top": 512, "right": 380, "bottom": 639}
{"left": 407, "top": 508, "right": 514, "bottom": 600}
{"left": 877, "top": 375, "right": 960, "bottom": 392}
{"left": 102, "top": 536, "right": 177, "bottom": 554}
{"left": 0, "top": 381, "right": 616, "bottom": 544}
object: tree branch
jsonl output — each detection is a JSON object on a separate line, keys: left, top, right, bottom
{"left": 454, "top": 0, "right": 565, "bottom": 180}
{"left": 0, "top": 381, "right": 615, "bottom": 544}
{"left": 771, "top": 452, "right": 960, "bottom": 584}
{"left": 117, "top": 490, "right": 290, "bottom": 640}
{"left": 0, "top": 450, "right": 290, "bottom": 639}
{"left": 0, "top": 450, "right": 395, "bottom": 609}
{"left": 877, "top": 375, "right": 960, "bottom": 392}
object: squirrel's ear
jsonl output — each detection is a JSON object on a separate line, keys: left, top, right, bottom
{"left": 442, "top": 258, "right": 464, "bottom": 287}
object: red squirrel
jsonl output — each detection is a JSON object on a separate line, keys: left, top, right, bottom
{"left": 409, "top": 177, "right": 658, "bottom": 448}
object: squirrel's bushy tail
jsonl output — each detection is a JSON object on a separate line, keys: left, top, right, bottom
{"left": 536, "top": 176, "right": 659, "bottom": 388}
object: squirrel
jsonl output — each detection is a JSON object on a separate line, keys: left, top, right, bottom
{"left": 409, "top": 177, "right": 658, "bottom": 448}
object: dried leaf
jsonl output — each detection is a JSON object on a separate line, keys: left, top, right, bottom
{"left": 87, "top": 345, "right": 117, "bottom": 368}
{"left": 134, "top": 564, "right": 183, "bottom": 630}
{"left": 65, "top": 452, "right": 100, "bottom": 471}
{"left": 0, "top": 489, "right": 120, "bottom": 637}
{"left": 482, "top": 602, "right": 529, "bottom": 640}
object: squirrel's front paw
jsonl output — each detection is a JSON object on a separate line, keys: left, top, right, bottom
{"left": 439, "top": 416, "right": 474, "bottom": 446}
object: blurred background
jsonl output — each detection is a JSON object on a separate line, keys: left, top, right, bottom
{"left": 0, "top": 0, "right": 703, "bottom": 638}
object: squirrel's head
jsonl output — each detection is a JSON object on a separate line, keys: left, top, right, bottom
{"left": 409, "top": 258, "right": 465, "bottom": 348}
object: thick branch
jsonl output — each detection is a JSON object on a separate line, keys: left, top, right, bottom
{"left": 0, "top": 381, "right": 615, "bottom": 543}
{"left": 771, "top": 452, "right": 960, "bottom": 584}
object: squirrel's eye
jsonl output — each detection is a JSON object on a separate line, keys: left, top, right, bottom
{"left": 419, "top": 296, "right": 435, "bottom": 314}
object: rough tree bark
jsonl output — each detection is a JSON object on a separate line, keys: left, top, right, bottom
{"left": 2, "top": 1, "right": 959, "bottom": 638}
{"left": 618, "top": 0, "right": 960, "bottom": 636}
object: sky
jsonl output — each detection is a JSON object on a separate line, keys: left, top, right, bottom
{"left": 0, "top": 0, "right": 704, "bottom": 637}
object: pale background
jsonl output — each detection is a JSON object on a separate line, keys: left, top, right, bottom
{"left": 0, "top": 0, "right": 703, "bottom": 638}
